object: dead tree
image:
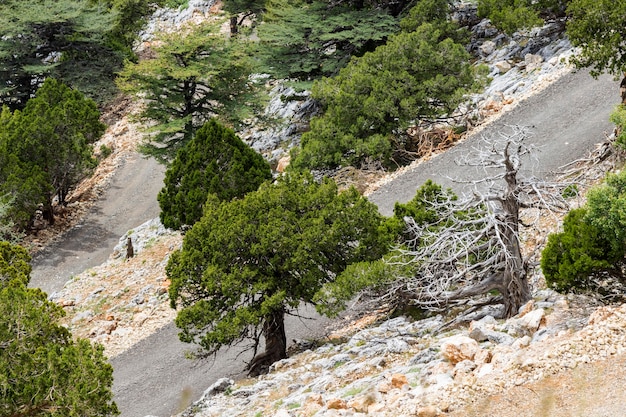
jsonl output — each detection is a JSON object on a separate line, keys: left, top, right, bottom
{"left": 384, "top": 126, "right": 571, "bottom": 319}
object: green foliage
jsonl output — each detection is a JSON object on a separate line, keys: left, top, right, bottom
{"left": 117, "top": 22, "right": 259, "bottom": 163}
{"left": 542, "top": 169, "right": 626, "bottom": 292}
{"left": 257, "top": 0, "right": 399, "bottom": 80}
{"left": 0, "top": 197, "right": 22, "bottom": 243}
{"left": 0, "top": 0, "right": 123, "bottom": 109}
{"left": 566, "top": 0, "right": 626, "bottom": 76}
{"left": 0, "top": 243, "right": 118, "bottom": 417}
{"left": 97, "top": 0, "right": 160, "bottom": 58}
{"left": 585, "top": 169, "right": 626, "bottom": 256}
{"left": 541, "top": 208, "right": 616, "bottom": 291}
{"left": 0, "top": 79, "right": 104, "bottom": 228}
{"left": 167, "top": 172, "right": 389, "bottom": 356}
{"left": 158, "top": 119, "right": 272, "bottom": 230}
{"left": 0, "top": 241, "right": 31, "bottom": 287}
{"left": 387, "top": 180, "right": 458, "bottom": 242}
{"left": 477, "top": 0, "right": 543, "bottom": 35}
{"left": 400, "top": 0, "right": 468, "bottom": 42}
{"left": 290, "top": 21, "right": 481, "bottom": 170}
{"left": 477, "top": 0, "right": 569, "bottom": 34}
{"left": 611, "top": 105, "right": 626, "bottom": 149}
{"left": 222, "top": 0, "right": 267, "bottom": 16}
{"left": 316, "top": 180, "right": 458, "bottom": 315}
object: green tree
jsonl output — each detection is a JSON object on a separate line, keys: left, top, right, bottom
{"left": 542, "top": 169, "right": 626, "bottom": 292}
{"left": 585, "top": 169, "right": 626, "bottom": 256}
{"left": 167, "top": 173, "right": 389, "bottom": 374}
{"left": 97, "top": 0, "right": 160, "bottom": 56}
{"left": 611, "top": 105, "right": 626, "bottom": 149}
{"left": 117, "top": 22, "right": 258, "bottom": 163}
{"left": 257, "top": 0, "right": 398, "bottom": 80}
{"left": 541, "top": 208, "right": 616, "bottom": 291}
{"left": 566, "top": 0, "right": 626, "bottom": 76}
{"left": 0, "top": 79, "right": 105, "bottom": 226}
{"left": 222, "top": 0, "right": 267, "bottom": 34}
{"left": 0, "top": 0, "right": 122, "bottom": 109}
{"left": 158, "top": 120, "right": 272, "bottom": 230}
{"left": 0, "top": 241, "right": 31, "bottom": 286}
{"left": 477, "top": 0, "right": 569, "bottom": 35}
{"left": 290, "top": 21, "right": 481, "bottom": 170}
{"left": 0, "top": 243, "right": 118, "bottom": 417}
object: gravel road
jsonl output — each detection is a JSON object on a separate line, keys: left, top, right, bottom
{"left": 30, "top": 69, "right": 620, "bottom": 417}
{"left": 369, "top": 70, "right": 620, "bottom": 215}
{"left": 30, "top": 153, "right": 165, "bottom": 295}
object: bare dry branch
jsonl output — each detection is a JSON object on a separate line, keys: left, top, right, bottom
{"left": 376, "top": 126, "right": 576, "bottom": 319}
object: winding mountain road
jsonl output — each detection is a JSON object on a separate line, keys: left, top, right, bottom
{"left": 30, "top": 69, "right": 619, "bottom": 417}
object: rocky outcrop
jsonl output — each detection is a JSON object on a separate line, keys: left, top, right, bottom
{"left": 177, "top": 289, "right": 626, "bottom": 417}
{"left": 240, "top": 83, "right": 320, "bottom": 168}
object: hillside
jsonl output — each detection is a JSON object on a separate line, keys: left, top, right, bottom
{"left": 19, "top": 1, "right": 626, "bottom": 416}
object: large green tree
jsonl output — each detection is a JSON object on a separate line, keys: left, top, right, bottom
{"left": 117, "top": 22, "right": 258, "bottom": 163}
{"left": 0, "top": 0, "right": 122, "bottom": 109}
{"left": 0, "top": 79, "right": 105, "bottom": 227}
{"left": 257, "top": 0, "right": 399, "bottom": 80}
{"left": 290, "top": 18, "right": 481, "bottom": 170}
{"left": 158, "top": 119, "right": 272, "bottom": 230}
{"left": 167, "top": 173, "right": 389, "bottom": 375}
{"left": 566, "top": 0, "right": 626, "bottom": 77}
{"left": 0, "top": 242, "right": 118, "bottom": 417}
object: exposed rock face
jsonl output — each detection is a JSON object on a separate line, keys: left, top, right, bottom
{"left": 240, "top": 84, "right": 320, "bottom": 167}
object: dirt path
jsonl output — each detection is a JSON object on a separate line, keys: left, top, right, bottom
{"left": 29, "top": 69, "right": 620, "bottom": 417}
{"left": 369, "top": 70, "right": 619, "bottom": 215}
{"left": 30, "top": 152, "right": 165, "bottom": 295}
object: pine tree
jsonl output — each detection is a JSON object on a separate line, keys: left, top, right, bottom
{"left": 257, "top": 0, "right": 399, "bottom": 80}
{"left": 167, "top": 173, "right": 389, "bottom": 374}
{"left": 117, "top": 22, "right": 258, "bottom": 163}
{"left": 0, "top": 242, "right": 119, "bottom": 417}
{"left": 0, "top": 0, "right": 121, "bottom": 109}
{"left": 158, "top": 120, "right": 272, "bottom": 230}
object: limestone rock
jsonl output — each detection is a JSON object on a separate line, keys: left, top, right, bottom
{"left": 201, "top": 378, "right": 233, "bottom": 399}
{"left": 495, "top": 60, "right": 512, "bottom": 73}
{"left": 479, "top": 40, "right": 496, "bottom": 56}
{"left": 440, "top": 335, "right": 479, "bottom": 364}
{"left": 416, "top": 405, "right": 440, "bottom": 417}
{"left": 391, "top": 373, "right": 408, "bottom": 389}
{"left": 519, "top": 308, "right": 546, "bottom": 333}
{"left": 326, "top": 398, "right": 347, "bottom": 410}
{"left": 524, "top": 53, "right": 544, "bottom": 72}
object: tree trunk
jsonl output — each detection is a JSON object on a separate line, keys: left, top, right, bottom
{"left": 247, "top": 308, "right": 287, "bottom": 376}
{"left": 230, "top": 16, "right": 238, "bottom": 36}
{"left": 620, "top": 74, "right": 626, "bottom": 105}
{"left": 500, "top": 142, "right": 530, "bottom": 317}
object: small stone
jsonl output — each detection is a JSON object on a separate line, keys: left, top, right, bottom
{"left": 518, "top": 300, "right": 535, "bottom": 317}
{"left": 391, "top": 373, "right": 408, "bottom": 389}
{"left": 474, "top": 348, "right": 493, "bottom": 365}
{"left": 495, "top": 61, "right": 512, "bottom": 73}
{"left": 347, "top": 393, "right": 377, "bottom": 413}
{"left": 326, "top": 398, "right": 347, "bottom": 410}
{"left": 525, "top": 53, "right": 544, "bottom": 72}
{"left": 519, "top": 309, "right": 545, "bottom": 333}
{"left": 440, "top": 335, "right": 479, "bottom": 364}
{"left": 102, "top": 321, "right": 117, "bottom": 335}
{"left": 60, "top": 299, "right": 76, "bottom": 307}
{"left": 417, "top": 405, "right": 439, "bottom": 417}
{"left": 480, "top": 40, "right": 496, "bottom": 56}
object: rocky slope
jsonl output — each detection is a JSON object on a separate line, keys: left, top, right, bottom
{"left": 182, "top": 289, "right": 626, "bottom": 417}
{"left": 41, "top": 2, "right": 626, "bottom": 416}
